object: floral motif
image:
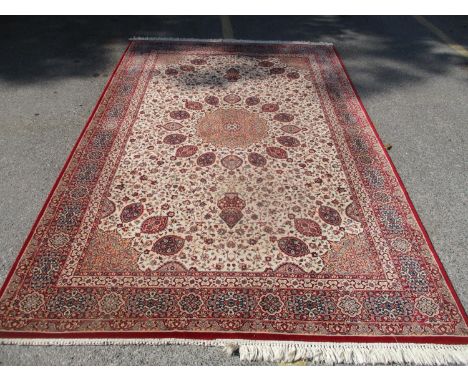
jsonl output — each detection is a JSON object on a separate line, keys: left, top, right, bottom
{"left": 175, "top": 145, "right": 198, "bottom": 158}
{"left": 391, "top": 237, "right": 411, "bottom": 253}
{"left": 141, "top": 216, "right": 168, "bottom": 234}
{"left": 47, "top": 290, "right": 96, "bottom": 318}
{"left": 30, "top": 253, "right": 61, "bottom": 290}
{"left": 18, "top": 292, "right": 44, "bottom": 314}
{"left": 179, "top": 293, "right": 203, "bottom": 314}
{"left": 120, "top": 202, "right": 144, "bottom": 223}
{"left": 223, "top": 94, "right": 241, "bottom": 104}
{"left": 318, "top": 205, "right": 342, "bottom": 226}
{"left": 415, "top": 296, "right": 440, "bottom": 317}
{"left": 400, "top": 256, "right": 429, "bottom": 292}
{"left": 152, "top": 235, "right": 185, "bottom": 255}
{"left": 337, "top": 296, "right": 362, "bottom": 317}
{"left": 185, "top": 101, "right": 203, "bottom": 110}
{"left": 159, "top": 122, "right": 183, "bottom": 131}
{"left": 197, "top": 152, "right": 216, "bottom": 167}
{"left": 266, "top": 146, "right": 288, "bottom": 159}
{"left": 278, "top": 237, "right": 310, "bottom": 257}
{"left": 259, "top": 294, "right": 283, "bottom": 315}
{"left": 277, "top": 135, "right": 300, "bottom": 147}
{"left": 261, "top": 103, "right": 279, "bottom": 112}
{"left": 280, "top": 125, "right": 301, "bottom": 134}
{"left": 220, "top": 154, "right": 243, "bottom": 170}
{"left": 207, "top": 291, "right": 255, "bottom": 318}
{"left": 345, "top": 202, "right": 361, "bottom": 222}
{"left": 204, "top": 95, "right": 219, "bottom": 106}
{"left": 169, "top": 110, "right": 190, "bottom": 120}
{"left": 126, "top": 291, "right": 174, "bottom": 318}
{"left": 378, "top": 206, "right": 404, "bottom": 234}
{"left": 245, "top": 96, "right": 260, "bottom": 106}
{"left": 163, "top": 133, "right": 187, "bottom": 145}
{"left": 274, "top": 113, "right": 294, "bottom": 122}
{"left": 99, "top": 198, "right": 116, "bottom": 218}
{"left": 248, "top": 152, "right": 267, "bottom": 167}
{"left": 294, "top": 218, "right": 322, "bottom": 237}
{"left": 218, "top": 193, "right": 246, "bottom": 228}
{"left": 224, "top": 68, "right": 240, "bottom": 82}
{"left": 99, "top": 292, "right": 124, "bottom": 315}
{"left": 365, "top": 294, "right": 413, "bottom": 320}
{"left": 288, "top": 293, "right": 335, "bottom": 319}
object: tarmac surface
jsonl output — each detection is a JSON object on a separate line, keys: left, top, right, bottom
{"left": 0, "top": 16, "right": 467, "bottom": 365}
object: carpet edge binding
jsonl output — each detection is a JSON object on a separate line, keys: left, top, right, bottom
{"left": 129, "top": 37, "right": 334, "bottom": 46}
{"left": 1, "top": 338, "right": 467, "bottom": 365}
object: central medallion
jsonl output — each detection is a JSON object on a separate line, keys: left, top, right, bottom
{"left": 196, "top": 108, "right": 269, "bottom": 148}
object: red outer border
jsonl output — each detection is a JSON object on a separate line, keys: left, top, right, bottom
{"left": 0, "top": 41, "right": 132, "bottom": 299}
{"left": 331, "top": 46, "right": 468, "bottom": 328}
{"left": 0, "top": 42, "right": 467, "bottom": 346}
{"left": 0, "top": 330, "right": 467, "bottom": 345}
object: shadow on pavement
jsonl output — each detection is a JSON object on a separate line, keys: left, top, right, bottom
{"left": 0, "top": 16, "right": 466, "bottom": 95}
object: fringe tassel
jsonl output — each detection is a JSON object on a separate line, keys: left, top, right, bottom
{"left": 225, "top": 341, "right": 468, "bottom": 365}
{"left": 128, "top": 37, "right": 333, "bottom": 46}
{"left": 1, "top": 337, "right": 467, "bottom": 365}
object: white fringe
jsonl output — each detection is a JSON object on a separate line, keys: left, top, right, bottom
{"left": 1, "top": 337, "right": 467, "bottom": 365}
{"left": 128, "top": 37, "right": 333, "bottom": 46}
{"left": 225, "top": 340, "right": 468, "bottom": 365}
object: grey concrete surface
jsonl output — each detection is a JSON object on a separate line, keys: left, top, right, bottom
{"left": 0, "top": 16, "right": 467, "bottom": 365}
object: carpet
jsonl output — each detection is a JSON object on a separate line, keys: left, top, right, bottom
{"left": 0, "top": 39, "right": 467, "bottom": 365}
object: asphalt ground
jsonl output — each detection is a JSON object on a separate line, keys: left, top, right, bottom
{"left": 0, "top": 16, "right": 466, "bottom": 365}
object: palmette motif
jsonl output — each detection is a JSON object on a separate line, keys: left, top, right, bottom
{"left": 0, "top": 41, "right": 467, "bottom": 341}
